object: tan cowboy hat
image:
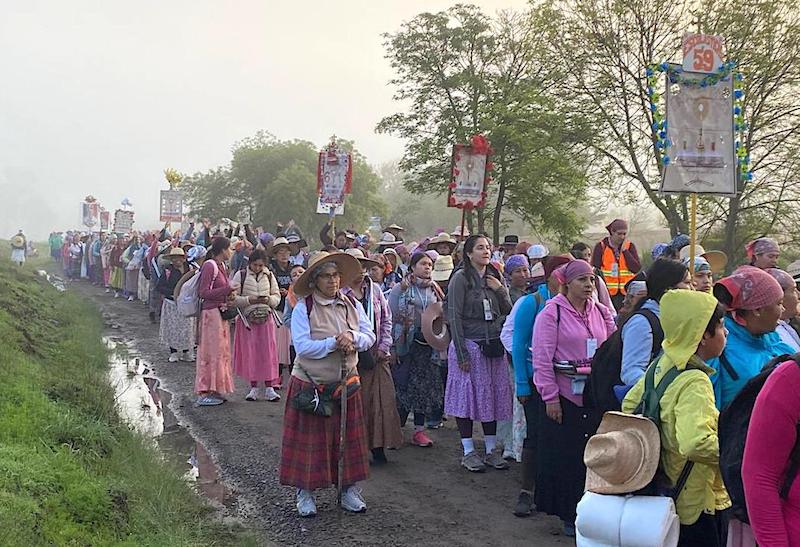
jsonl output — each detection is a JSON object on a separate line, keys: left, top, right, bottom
{"left": 166, "top": 247, "right": 186, "bottom": 258}
{"left": 376, "top": 231, "right": 401, "bottom": 248}
{"left": 431, "top": 254, "right": 454, "bottom": 283}
{"left": 421, "top": 301, "right": 450, "bottom": 352}
{"left": 678, "top": 244, "right": 728, "bottom": 273}
{"left": 584, "top": 412, "right": 660, "bottom": 495}
{"left": 344, "top": 247, "right": 379, "bottom": 268}
{"left": 269, "top": 236, "right": 290, "bottom": 256}
{"left": 294, "top": 251, "right": 362, "bottom": 298}
{"left": 385, "top": 223, "right": 405, "bottom": 232}
{"left": 428, "top": 232, "right": 458, "bottom": 251}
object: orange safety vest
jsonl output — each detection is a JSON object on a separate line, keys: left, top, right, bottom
{"left": 600, "top": 240, "right": 635, "bottom": 296}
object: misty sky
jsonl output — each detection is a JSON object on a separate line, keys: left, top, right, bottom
{"left": 0, "top": 0, "right": 528, "bottom": 239}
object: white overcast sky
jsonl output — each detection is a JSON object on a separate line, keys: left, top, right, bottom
{"left": 0, "top": 0, "right": 528, "bottom": 238}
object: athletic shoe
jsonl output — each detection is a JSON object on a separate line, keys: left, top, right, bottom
{"left": 513, "top": 491, "right": 534, "bottom": 518}
{"left": 341, "top": 486, "right": 367, "bottom": 513}
{"left": 461, "top": 451, "right": 487, "bottom": 473}
{"left": 195, "top": 395, "right": 224, "bottom": 407}
{"left": 168, "top": 353, "right": 180, "bottom": 363}
{"left": 264, "top": 387, "right": 281, "bottom": 402}
{"left": 245, "top": 387, "right": 259, "bottom": 401}
{"left": 296, "top": 489, "right": 317, "bottom": 517}
{"left": 181, "top": 351, "right": 195, "bottom": 362}
{"left": 113, "top": 292, "right": 120, "bottom": 298}
{"left": 411, "top": 430, "right": 433, "bottom": 447}
{"left": 484, "top": 448, "right": 510, "bottom": 470}
{"left": 127, "top": 296, "right": 134, "bottom": 302}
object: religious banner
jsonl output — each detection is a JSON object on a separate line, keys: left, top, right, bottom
{"left": 659, "top": 63, "right": 736, "bottom": 195}
{"left": 317, "top": 140, "right": 352, "bottom": 206}
{"left": 81, "top": 200, "right": 100, "bottom": 229}
{"left": 113, "top": 209, "right": 135, "bottom": 233}
{"left": 159, "top": 189, "right": 183, "bottom": 223}
{"left": 682, "top": 33, "right": 725, "bottom": 75}
{"left": 100, "top": 209, "right": 110, "bottom": 231}
{"left": 316, "top": 196, "right": 345, "bottom": 216}
{"left": 448, "top": 135, "right": 493, "bottom": 209}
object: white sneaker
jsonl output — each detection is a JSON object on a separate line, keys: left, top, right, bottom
{"left": 168, "top": 353, "right": 180, "bottom": 363}
{"left": 181, "top": 351, "right": 195, "bottom": 362}
{"left": 245, "top": 387, "right": 259, "bottom": 401}
{"left": 127, "top": 295, "right": 135, "bottom": 302}
{"left": 341, "top": 485, "right": 367, "bottom": 513}
{"left": 264, "top": 387, "right": 281, "bottom": 402}
{"left": 296, "top": 488, "right": 317, "bottom": 517}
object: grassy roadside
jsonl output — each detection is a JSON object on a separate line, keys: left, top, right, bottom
{"left": 0, "top": 254, "right": 257, "bottom": 546}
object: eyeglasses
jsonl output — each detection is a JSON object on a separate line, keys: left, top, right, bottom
{"left": 317, "top": 272, "right": 341, "bottom": 281}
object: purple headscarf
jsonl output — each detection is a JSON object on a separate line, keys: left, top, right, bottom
{"left": 562, "top": 259, "right": 594, "bottom": 284}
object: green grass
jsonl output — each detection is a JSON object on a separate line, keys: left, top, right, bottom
{"left": 0, "top": 256, "right": 258, "bottom": 546}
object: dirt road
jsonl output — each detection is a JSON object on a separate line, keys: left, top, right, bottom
{"left": 75, "top": 281, "right": 571, "bottom": 547}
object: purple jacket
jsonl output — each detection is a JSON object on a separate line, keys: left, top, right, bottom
{"left": 343, "top": 277, "right": 393, "bottom": 355}
{"left": 532, "top": 293, "right": 616, "bottom": 406}
{"left": 198, "top": 259, "right": 232, "bottom": 310}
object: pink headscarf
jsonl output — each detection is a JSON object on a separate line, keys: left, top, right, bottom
{"left": 562, "top": 259, "right": 594, "bottom": 285}
{"left": 767, "top": 268, "right": 794, "bottom": 291}
{"left": 745, "top": 237, "right": 780, "bottom": 260}
{"left": 714, "top": 266, "right": 783, "bottom": 311}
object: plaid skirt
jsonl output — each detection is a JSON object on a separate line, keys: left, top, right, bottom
{"left": 279, "top": 376, "right": 369, "bottom": 490}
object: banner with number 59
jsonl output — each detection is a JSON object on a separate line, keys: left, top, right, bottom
{"left": 682, "top": 33, "right": 724, "bottom": 74}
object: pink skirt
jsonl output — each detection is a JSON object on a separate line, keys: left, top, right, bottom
{"left": 195, "top": 308, "right": 235, "bottom": 395}
{"left": 276, "top": 318, "right": 292, "bottom": 365}
{"left": 232, "top": 316, "right": 279, "bottom": 384}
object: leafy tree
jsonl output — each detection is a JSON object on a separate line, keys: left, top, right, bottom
{"left": 377, "top": 4, "right": 590, "bottom": 245}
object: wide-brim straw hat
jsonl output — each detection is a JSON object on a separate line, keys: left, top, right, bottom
{"left": 294, "top": 252, "right": 362, "bottom": 298}
{"left": 584, "top": 412, "right": 660, "bottom": 495}
{"left": 286, "top": 234, "right": 308, "bottom": 248}
{"left": 166, "top": 247, "right": 186, "bottom": 258}
{"left": 385, "top": 223, "right": 405, "bottom": 232}
{"left": 421, "top": 301, "right": 450, "bottom": 351}
{"left": 679, "top": 244, "right": 728, "bottom": 273}
{"left": 431, "top": 254, "right": 455, "bottom": 282}
{"left": 376, "top": 232, "right": 402, "bottom": 248}
{"left": 344, "top": 247, "right": 380, "bottom": 268}
{"left": 428, "top": 233, "right": 458, "bottom": 251}
{"left": 269, "top": 236, "right": 290, "bottom": 256}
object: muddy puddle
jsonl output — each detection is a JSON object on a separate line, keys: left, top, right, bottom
{"left": 37, "top": 269, "right": 65, "bottom": 291}
{"left": 105, "top": 337, "right": 234, "bottom": 507}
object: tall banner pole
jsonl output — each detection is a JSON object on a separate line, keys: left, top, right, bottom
{"left": 689, "top": 193, "right": 698, "bottom": 276}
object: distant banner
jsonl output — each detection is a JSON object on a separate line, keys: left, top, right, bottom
{"left": 159, "top": 189, "right": 183, "bottom": 223}
{"left": 113, "top": 210, "right": 135, "bottom": 233}
{"left": 81, "top": 202, "right": 100, "bottom": 229}
{"left": 317, "top": 151, "right": 352, "bottom": 205}
{"left": 100, "top": 210, "right": 110, "bottom": 231}
{"left": 661, "top": 64, "right": 736, "bottom": 195}
{"left": 316, "top": 197, "right": 344, "bottom": 216}
{"left": 448, "top": 135, "right": 493, "bottom": 209}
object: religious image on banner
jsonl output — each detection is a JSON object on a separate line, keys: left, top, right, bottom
{"left": 661, "top": 64, "right": 736, "bottom": 195}
{"left": 316, "top": 196, "right": 345, "bottom": 216}
{"left": 113, "top": 209, "right": 135, "bottom": 233}
{"left": 160, "top": 189, "right": 183, "bottom": 223}
{"left": 81, "top": 201, "right": 100, "bottom": 229}
{"left": 448, "top": 135, "right": 493, "bottom": 209}
{"left": 317, "top": 141, "right": 353, "bottom": 206}
{"left": 100, "top": 209, "right": 110, "bottom": 231}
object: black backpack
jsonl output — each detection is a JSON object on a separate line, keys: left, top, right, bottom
{"left": 585, "top": 309, "right": 663, "bottom": 413}
{"left": 718, "top": 353, "right": 800, "bottom": 524}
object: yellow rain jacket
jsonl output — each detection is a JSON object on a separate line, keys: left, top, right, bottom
{"left": 622, "top": 290, "right": 731, "bottom": 525}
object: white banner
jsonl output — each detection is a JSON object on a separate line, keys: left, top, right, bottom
{"left": 113, "top": 210, "right": 135, "bottom": 233}
{"left": 81, "top": 202, "right": 100, "bottom": 229}
{"left": 316, "top": 197, "right": 344, "bottom": 215}
{"left": 661, "top": 65, "right": 736, "bottom": 195}
{"left": 159, "top": 190, "right": 183, "bottom": 223}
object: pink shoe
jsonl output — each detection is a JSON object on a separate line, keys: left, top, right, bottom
{"left": 412, "top": 430, "right": 433, "bottom": 447}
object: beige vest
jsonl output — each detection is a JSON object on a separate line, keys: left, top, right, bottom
{"left": 293, "top": 292, "right": 360, "bottom": 384}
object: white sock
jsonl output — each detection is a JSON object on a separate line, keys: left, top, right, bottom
{"left": 484, "top": 435, "right": 497, "bottom": 454}
{"left": 461, "top": 438, "right": 475, "bottom": 455}
{"left": 414, "top": 425, "right": 425, "bottom": 433}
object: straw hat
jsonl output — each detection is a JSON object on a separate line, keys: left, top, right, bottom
{"left": 270, "top": 236, "right": 290, "bottom": 256}
{"left": 431, "top": 254, "right": 454, "bottom": 282}
{"left": 344, "top": 247, "right": 380, "bottom": 268}
{"left": 678, "top": 245, "right": 728, "bottom": 273}
{"left": 385, "top": 223, "right": 405, "bottom": 232}
{"left": 293, "top": 251, "right": 362, "bottom": 298}
{"left": 166, "top": 247, "right": 186, "bottom": 258}
{"left": 11, "top": 235, "right": 25, "bottom": 248}
{"left": 428, "top": 232, "right": 458, "bottom": 252}
{"left": 421, "top": 301, "right": 450, "bottom": 351}
{"left": 286, "top": 234, "right": 308, "bottom": 248}
{"left": 584, "top": 412, "right": 660, "bottom": 495}
{"left": 376, "top": 232, "right": 402, "bottom": 248}
{"left": 451, "top": 226, "right": 470, "bottom": 238}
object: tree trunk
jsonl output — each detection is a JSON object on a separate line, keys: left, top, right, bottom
{"left": 722, "top": 195, "right": 741, "bottom": 274}
{"left": 476, "top": 208, "right": 485, "bottom": 235}
{"left": 491, "top": 152, "right": 507, "bottom": 245}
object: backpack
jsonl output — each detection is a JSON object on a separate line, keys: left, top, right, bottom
{"left": 718, "top": 353, "right": 800, "bottom": 524}
{"left": 177, "top": 261, "right": 220, "bottom": 318}
{"left": 585, "top": 309, "right": 663, "bottom": 413}
{"left": 633, "top": 360, "right": 694, "bottom": 500}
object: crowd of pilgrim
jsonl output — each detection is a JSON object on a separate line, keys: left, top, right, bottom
{"left": 45, "top": 217, "right": 800, "bottom": 546}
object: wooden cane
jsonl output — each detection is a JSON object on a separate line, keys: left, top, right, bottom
{"left": 337, "top": 349, "right": 348, "bottom": 506}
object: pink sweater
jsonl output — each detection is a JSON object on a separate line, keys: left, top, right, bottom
{"left": 198, "top": 259, "right": 232, "bottom": 310}
{"left": 742, "top": 361, "right": 800, "bottom": 547}
{"left": 532, "top": 293, "right": 616, "bottom": 406}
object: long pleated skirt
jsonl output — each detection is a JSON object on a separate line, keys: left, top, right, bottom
{"left": 276, "top": 314, "right": 292, "bottom": 365}
{"left": 195, "top": 308, "right": 235, "bottom": 395}
{"left": 359, "top": 359, "right": 403, "bottom": 449}
{"left": 444, "top": 339, "right": 512, "bottom": 422}
{"left": 232, "top": 316, "right": 279, "bottom": 384}
{"left": 159, "top": 299, "right": 196, "bottom": 352}
{"left": 279, "top": 376, "right": 369, "bottom": 490}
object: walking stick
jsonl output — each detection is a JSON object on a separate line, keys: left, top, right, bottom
{"left": 337, "top": 349, "right": 348, "bottom": 506}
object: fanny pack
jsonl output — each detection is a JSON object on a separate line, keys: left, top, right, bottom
{"left": 291, "top": 363, "right": 361, "bottom": 417}
{"left": 247, "top": 307, "right": 270, "bottom": 324}
{"left": 478, "top": 338, "right": 505, "bottom": 359}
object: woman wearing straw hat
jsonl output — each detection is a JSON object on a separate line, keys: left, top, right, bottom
{"left": 388, "top": 251, "right": 447, "bottom": 448}
{"left": 230, "top": 248, "right": 282, "bottom": 402}
{"left": 532, "top": 259, "right": 616, "bottom": 536}
{"left": 270, "top": 236, "right": 294, "bottom": 383}
{"left": 623, "top": 290, "right": 730, "bottom": 545}
{"left": 342, "top": 249, "right": 402, "bottom": 464}
{"left": 157, "top": 246, "right": 196, "bottom": 362}
{"left": 428, "top": 232, "right": 458, "bottom": 257}
{"left": 280, "top": 251, "right": 375, "bottom": 516}
{"left": 10, "top": 230, "right": 26, "bottom": 266}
